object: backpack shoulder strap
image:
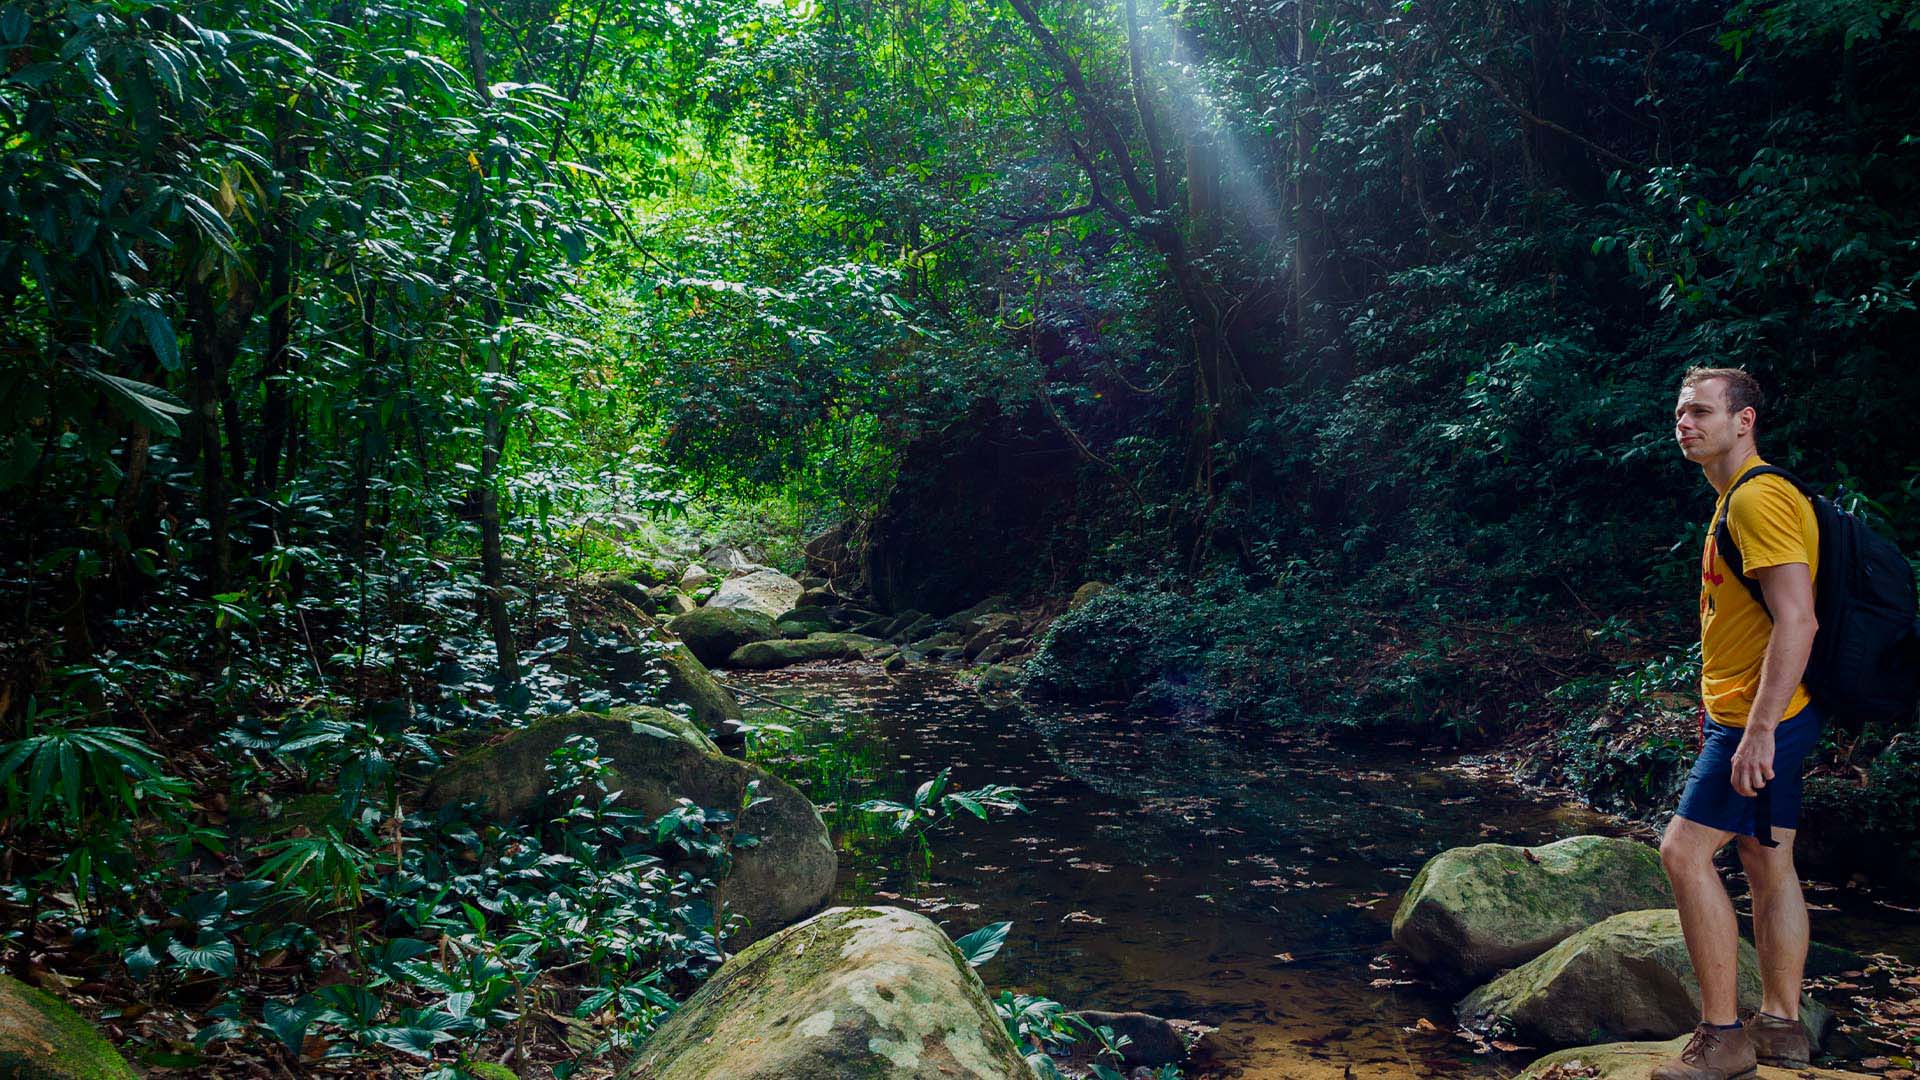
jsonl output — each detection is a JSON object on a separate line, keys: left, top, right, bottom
{"left": 1714, "top": 465, "right": 1807, "bottom": 612}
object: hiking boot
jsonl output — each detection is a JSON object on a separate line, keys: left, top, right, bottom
{"left": 1741, "top": 1009, "right": 1813, "bottom": 1067}
{"left": 1650, "top": 1022, "right": 1757, "bottom": 1080}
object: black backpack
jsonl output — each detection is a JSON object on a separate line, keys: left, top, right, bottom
{"left": 1717, "top": 465, "right": 1920, "bottom": 728}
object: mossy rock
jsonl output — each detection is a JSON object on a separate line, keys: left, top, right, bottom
{"left": 620, "top": 906, "right": 1035, "bottom": 1080}
{"left": 1392, "top": 835, "right": 1671, "bottom": 986}
{"left": 1516, "top": 1036, "right": 1870, "bottom": 1079}
{"left": 466, "top": 1064, "right": 521, "bottom": 1080}
{"left": 776, "top": 608, "right": 838, "bottom": 638}
{"left": 0, "top": 974, "right": 137, "bottom": 1079}
{"left": 426, "top": 708, "right": 834, "bottom": 947}
{"left": 707, "top": 569, "right": 805, "bottom": 620}
{"left": 726, "top": 634, "right": 891, "bottom": 670}
{"left": 1457, "top": 909, "right": 1766, "bottom": 1045}
{"left": 1068, "top": 581, "right": 1111, "bottom": 610}
{"left": 667, "top": 607, "right": 780, "bottom": 667}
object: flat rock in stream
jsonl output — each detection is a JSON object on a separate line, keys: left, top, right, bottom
{"left": 620, "top": 906, "right": 1035, "bottom": 1080}
{"left": 425, "top": 708, "right": 833, "bottom": 947}
{"left": 727, "top": 633, "right": 891, "bottom": 669}
{"left": 1392, "top": 835, "right": 1671, "bottom": 985}
{"left": 1517, "top": 1037, "right": 1870, "bottom": 1079}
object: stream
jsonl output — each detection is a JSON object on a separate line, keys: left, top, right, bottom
{"left": 734, "top": 666, "right": 1920, "bottom": 1079}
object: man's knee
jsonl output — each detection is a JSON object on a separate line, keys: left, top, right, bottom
{"left": 1736, "top": 830, "right": 1799, "bottom": 886}
{"left": 1661, "top": 817, "right": 1728, "bottom": 877}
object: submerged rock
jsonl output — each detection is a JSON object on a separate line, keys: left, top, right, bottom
{"left": 426, "top": 708, "right": 834, "bottom": 946}
{"left": 0, "top": 974, "right": 137, "bottom": 1079}
{"left": 1392, "top": 835, "right": 1671, "bottom": 985}
{"left": 1064, "top": 1010, "right": 1184, "bottom": 1071}
{"left": 708, "top": 569, "right": 805, "bottom": 620}
{"left": 1517, "top": 1037, "right": 1869, "bottom": 1079}
{"left": 727, "top": 633, "right": 891, "bottom": 670}
{"left": 1457, "top": 909, "right": 1763, "bottom": 1045}
{"left": 620, "top": 906, "right": 1034, "bottom": 1080}
{"left": 667, "top": 607, "right": 779, "bottom": 667}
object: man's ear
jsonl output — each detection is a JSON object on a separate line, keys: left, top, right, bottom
{"left": 1739, "top": 407, "right": 1755, "bottom": 435}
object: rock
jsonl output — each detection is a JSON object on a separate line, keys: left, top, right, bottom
{"left": 665, "top": 593, "right": 697, "bottom": 616}
{"left": 1516, "top": 1036, "right": 1870, "bottom": 1079}
{"left": 793, "top": 587, "right": 838, "bottom": 609}
{"left": 1457, "top": 909, "right": 1764, "bottom": 1045}
{"left": 708, "top": 569, "right": 806, "bottom": 620}
{"left": 1069, "top": 581, "right": 1111, "bottom": 610}
{"left": 948, "top": 594, "right": 1012, "bottom": 632}
{"left": 680, "top": 564, "right": 713, "bottom": 590}
{"left": 974, "top": 641, "right": 1010, "bottom": 665}
{"left": 566, "top": 584, "right": 745, "bottom": 746}
{"left": 668, "top": 608, "right": 780, "bottom": 668}
{"left": 703, "top": 544, "right": 767, "bottom": 576}
{"left": 884, "top": 651, "right": 908, "bottom": 673}
{"left": 0, "top": 974, "right": 138, "bottom": 1079}
{"left": 776, "top": 608, "right": 838, "bottom": 635}
{"left": 978, "top": 664, "right": 1021, "bottom": 691}
{"left": 426, "top": 708, "right": 833, "bottom": 947}
{"left": 803, "top": 520, "right": 863, "bottom": 592}
{"left": 467, "top": 1065, "right": 521, "bottom": 1080}
{"left": 728, "top": 634, "right": 891, "bottom": 670}
{"left": 891, "top": 613, "right": 935, "bottom": 643}
{"left": 1066, "top": 1011, "right": 1184, "bottom": 1071}
{"left": 964, "top": 613, "right": 1023, "bottom": 660}
{"left": 630, "top": 559, "right": 681, "bottom": 588}
{"left": 920, "top": 630, "right": 965, "bottom": 649}
{"left": 620, "top": 906, "right": 1033, "bottom": 1080}
{"left": 1391, "top": 835, "right": 1671, "bottom": 985}
{"left": 799, "top": 575, "right": 828, "bottom": 589}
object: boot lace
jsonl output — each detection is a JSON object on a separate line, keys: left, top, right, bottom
{"left": 1681, "top": 1025, "right": 1723, "bottom": 1064}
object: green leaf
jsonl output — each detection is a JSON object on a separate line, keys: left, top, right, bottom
{"left": 168, "top": 933, "right": 236, "bottom": 977}
{"left": 953, "top": 921, "right": 1011, "bottom": 967}
{"left": 262, "top": 999, "right": 317, "bottom": 1052}
{"left": 79, "top": 369, "right": 189, "bottom": 436}
{"left": 136, "top": 306, "right": 181, "bottom": 371}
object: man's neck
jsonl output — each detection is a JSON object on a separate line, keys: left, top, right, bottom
{"left": 1703, "top": 447, "right": 1761, "bottom": 495}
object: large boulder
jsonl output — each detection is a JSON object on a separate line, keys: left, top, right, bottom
{"left": 1517, "top": 1037, "right": 1870, "bottom": 1079}
{"left": 707, "top": 569, "right": 806, "bottom": 620}
{"left": 728, "top": 634, "right": 892, "bottom": 670}
{"left": 1457, "top": 909, "right": 1764, "bottom": 1045}
{"left": 620, "top": 906, "right": 1034, "bottom": 1080}
{"left": 0, "top": 974, "right": 138, "bottom": 1079}
{"left": 1392, "top": 836, "right": 1671, "bottom": 985}
{"left": 667, "top": 608, "right": 779, "bottom": 668}
{"left": 702, "top": 544, "right": 766, "bottom": 576}
{"left": 426, "top": 708, "right": 834, "bottom": 947}
{"left": 1063, "top": 1011, "right": 1184, "bottom": 1071}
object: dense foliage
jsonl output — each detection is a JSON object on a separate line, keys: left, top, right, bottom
{"left": 5, "top": 0, "right": 1919, "bottom": 1071}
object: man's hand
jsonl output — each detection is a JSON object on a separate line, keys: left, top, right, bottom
{"left": 1729, "top": 726, "right": 1777, "bottom": 798}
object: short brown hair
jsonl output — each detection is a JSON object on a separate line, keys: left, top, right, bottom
{"left": 1682, "top": 366, "right": 1764, "bottom": 427}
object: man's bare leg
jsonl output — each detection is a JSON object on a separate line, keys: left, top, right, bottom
{"left": 1737, "top": 826, "right": 1806, "bottom": 1020}
{"left": 1662, "top": 815, "right": 1742, "bottom": 1025}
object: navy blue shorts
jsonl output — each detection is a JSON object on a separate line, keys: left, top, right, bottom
{"left": 1675, "top": 703, "right": 1824, "bottom": 838}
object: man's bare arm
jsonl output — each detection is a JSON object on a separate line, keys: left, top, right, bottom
{"left": 1730, "top": 561, "right": 1816, "bottom": 796}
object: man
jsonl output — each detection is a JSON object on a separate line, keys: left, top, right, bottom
{"left": 1657, "top": 367, "right": 1823, "bottom": 1080}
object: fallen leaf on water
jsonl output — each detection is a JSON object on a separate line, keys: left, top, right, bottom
{"left": 1414, "top": 1018, "right": 1444, "bottom": 1034}
{"left": 1061, "top": 911, "right": 1105, "bottom": 924}
{"left": 1860, "top": 1057, "right": 1891, "bottom": 1069}
{"left": 1273, "top": 952, "right": 1294, "bottom": 962}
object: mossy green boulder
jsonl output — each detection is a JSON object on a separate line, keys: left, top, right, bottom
{"left": 727, "top": 633, "right": 891, "bottom": 670}
{"left": 425, "top": 708, "right": 834, "bottom": 947}
{"left": 1457, "top": 909, "right": 1762, "bottom": 1045}
{"left": 620, "top": 906, "right": 1035, "bottom": 1080}
{"left": 1392, "top": 835, "right": 1671, "bottom": 985}
{"left": 1517, "top": 1037, "right": 1870, "bottom": 1079}
{"left": 566, "top": 584, "right": 745, "bottom": 744}
{"left": 0, "top": 974, "right": 137, "bottom": 1079}
{"left": 667, "top": 607, "right": 780, "bottom": 667}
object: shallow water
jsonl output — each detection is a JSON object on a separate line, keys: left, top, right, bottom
{"left": 736, "top": 666, "right": 1920, "bottom": 1078}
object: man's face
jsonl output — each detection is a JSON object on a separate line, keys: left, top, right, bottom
{"left": 1674, "top": 378, "right": 1747, "bottom": 463}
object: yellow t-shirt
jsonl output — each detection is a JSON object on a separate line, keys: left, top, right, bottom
{"left": 1699, "top": 457, "right": 1819, "bottom": 727}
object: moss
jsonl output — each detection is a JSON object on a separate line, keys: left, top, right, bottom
{"left": 0, "top": 975, "right": 137, "bottom": 1080}
{"left": 466, "top": 1063, "right": 520, "bottom": 1080}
